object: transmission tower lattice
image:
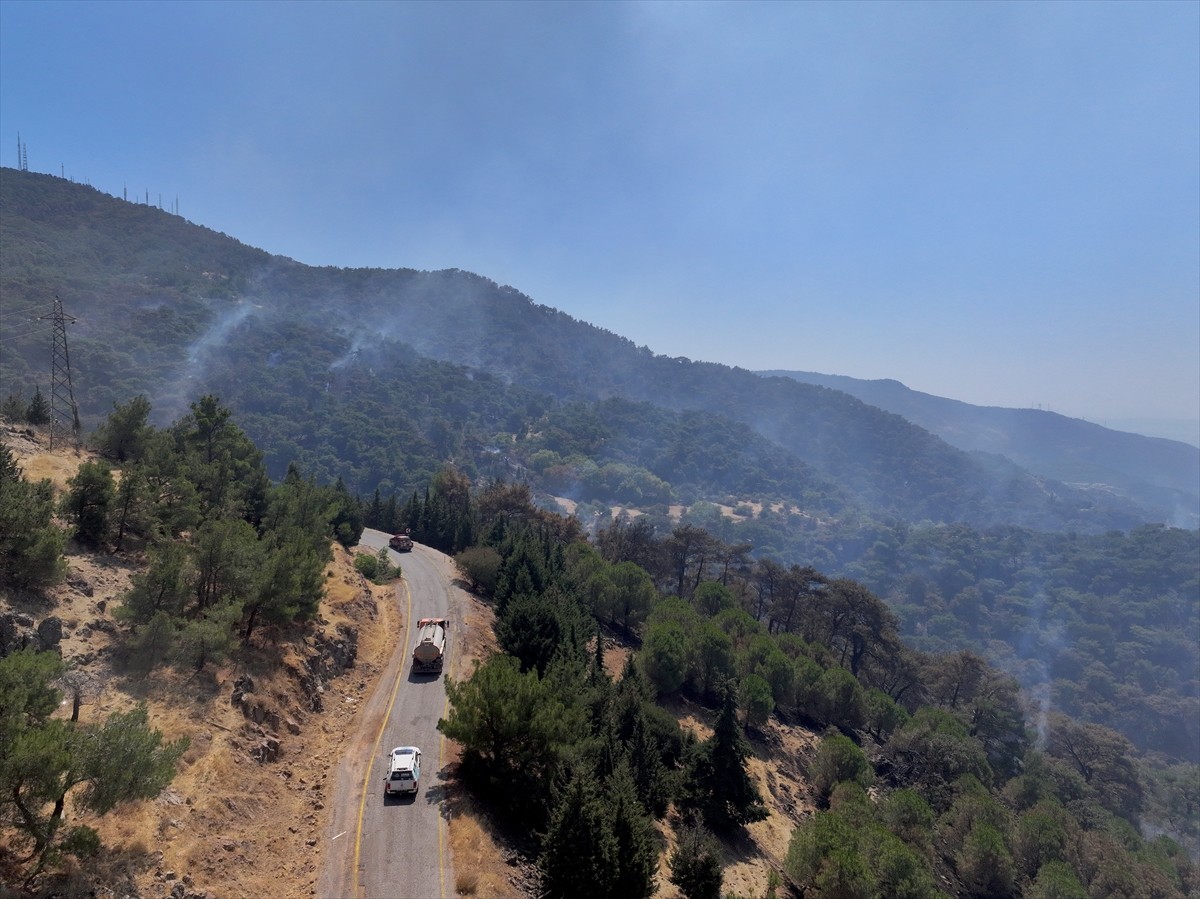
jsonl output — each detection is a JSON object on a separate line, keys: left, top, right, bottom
{"left": 41, "top": 295, "right": 80, "bottom": 450}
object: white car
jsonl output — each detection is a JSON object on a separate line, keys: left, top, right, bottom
{"left": 384, "top": 746, "right": 421, "bottom": 796}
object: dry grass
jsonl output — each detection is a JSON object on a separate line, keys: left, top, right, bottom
{"left": 455, "top": 869, "right": 480, "bottom": 895}
{"left": 0, "top": 427, "right": 391, "bottom": 899}
{"left": 653, "top": 697, "right": 818, "bottom": 898}
{"left": 3, "top": 425, "right": 89, "bottom": 491}
{"left": 1, "top": 430, "right": 818, "bottom": 898}
{"left": 69, "top": 544, "right": 389, "bottom": 899}
{"left": 440, "top": 578, "right": 529, "bottom": 898}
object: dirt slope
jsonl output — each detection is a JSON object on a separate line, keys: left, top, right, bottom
{"left": 1, "top": 426, "right": 819, "bottom": 898}
{"left": 1, "top": 428, "right": 397, "bottom": 897}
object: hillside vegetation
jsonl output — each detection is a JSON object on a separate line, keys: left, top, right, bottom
{"left": 0, "top": 414, "right": 396, "bottom": 898}
{"left": 374, "top": 453, "right": 1199, "bottom": 897}
{"left": 2, "top": 378, "right": 1198, "bottom": 897}
{"left": 763, "top": 370, "right": 1199, "bottom": 529}
{"left": 1, "top": 168, "right": 1159, "bottom": 534}
{"left": 8, "top": 168, "right": 1192, "bottom": 759}
{"left": 1, "top": 167, "right": 1197, "bottom": 888}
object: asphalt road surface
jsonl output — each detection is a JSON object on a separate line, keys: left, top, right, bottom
{"left": 317, "top": 530, "right": 457, "bottom": 899}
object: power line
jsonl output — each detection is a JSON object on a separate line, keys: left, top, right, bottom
{"left": 1, "top": 309, "right": 54, "bottom": 322}
{"left": 0, "top": 324, "right": 56, "bottom": 343}
{"left": 0, "top": 300, "right": 47, "bottom": 319}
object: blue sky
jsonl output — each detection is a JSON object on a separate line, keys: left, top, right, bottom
{"left": 2, "top": 0, "right": 1197, "bottom": 443}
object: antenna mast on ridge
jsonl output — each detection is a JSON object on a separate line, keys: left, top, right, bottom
{"left": 40, "top": 295, "right": 80, "bottom": 450}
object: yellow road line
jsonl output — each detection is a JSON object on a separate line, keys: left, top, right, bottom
{"left": 352, "top": 575, "right": 412, "bottom": 899}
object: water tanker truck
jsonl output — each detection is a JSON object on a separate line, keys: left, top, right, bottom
{"left": 412, "top": 617, "right": 448, "bottom": 674}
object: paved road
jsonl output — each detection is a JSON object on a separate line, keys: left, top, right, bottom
{"left": 317, "top": 530, "right": 457, "bottom": 899}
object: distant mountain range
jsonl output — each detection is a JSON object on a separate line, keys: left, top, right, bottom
{"left": 2, "top": 167, "right": 1196, "bottom": 534}
{"left": 761, "top": 371, "right": 1199, "bottom": 530}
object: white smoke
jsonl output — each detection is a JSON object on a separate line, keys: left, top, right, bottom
{"left": 153, "top": 301, "right": 258, "bottom": 424}
{"left": 184, "top": 303, "right": 254, "bottom": 367}
{"left": 328, "top": 333, "right": 366, "bottom": 371}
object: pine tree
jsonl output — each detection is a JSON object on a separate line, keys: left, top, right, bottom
{"left": 124, "top": 611, "right": 177, "bottom": 673}
{"left": 0, "top": 650, "right": 188, "bottom": 867}
{"left": 438, "top": 653, "right": 581, "bottom": 820}
{"left": 366, "top": 488, "right": 384, "bottom": 528}
{"left": 956, "top": 822, "right": 1016, "bottom": 898}
{"left": 584, "top": 624, "right": 614, "bottom": 739}
{"left": 627, "top": 712, "right": 673, "bottom": 818}
{"left": 538, "top": 768, "right": 617, "bottom": 899}
{"left": 93, "top": 395, "right": 151, "bottom": 462}
{"left": 243, "top": 531, "right": 324, "bottom": 640}
{"left": 60, "top": 461, "right": 115, "bottom": 548}
{"left": 669, "top": 820, "right": 723, "bottom": 899}
{"left": 590, "top": 623, "right": 608, "bottom": 686}
{"left": 26, "top": 387, "right": 50, "bottom": 425}
{"left": 607, "top": 761, "right": 658, "bottom": 898}
{"left": 191, "top": 518, "right": 260, "bottom": 613}
{"left": 383, "top": 493, "right": 399, "bottom": 533}
{"left": 174, "top": 601, "right": 239, "bottom": 671}
{"left": 329, "top": 477, "right": 364, "bottom": 547}
{"left": 680, "top": 684, "right": 768, "bottom": 830}
{"left": 111, "top": 462, "right": 152, "bottom": 551}
{"left": 1, "top": 393, "right": 26, "bottom": 423}
{"left": 399, "top": 491, "right": 418, "bottom": 533}
{"left": 117, "top": 542, "right": 193, "bottom": 624}
{"left": 0, "top": 441, "right": 20, "bottom": 483}
{"left": 0, "top": 475, "right": 66, "bottom": 589}
{"left": 608, "top": 659, "right": 676, "bottom": 818}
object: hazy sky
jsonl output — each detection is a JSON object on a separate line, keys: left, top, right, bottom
{"left": 2, "top": 1, "right": 1197, "bottom": 443}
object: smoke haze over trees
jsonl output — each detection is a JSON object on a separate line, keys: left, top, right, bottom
{"left": 1, "top": 168, "right": 1197, "bottom": 888}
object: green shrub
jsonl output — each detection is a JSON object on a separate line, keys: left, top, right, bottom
{"left": 811, "top": 731, "right": 874, "bottom": 806}
{"left": 354, "top": 552, "right": 379, "bottom": 579}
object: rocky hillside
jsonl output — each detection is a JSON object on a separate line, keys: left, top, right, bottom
{"left": 0, "top": 426, "right": 835, "bottom": 898}
{"left": 0, "top": 425, "right": 383, "bottom": 897}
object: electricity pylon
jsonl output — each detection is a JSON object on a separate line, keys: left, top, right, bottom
{"left": 42, "top": 295, "right": 80, "bottom": 450}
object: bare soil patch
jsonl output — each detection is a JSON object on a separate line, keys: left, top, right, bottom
{"left": 1, "top": 543, "right": 391, "bottom": 899}
{"left": 654, "top": 696, "right": 818, "bottom": 898}
{"left": 2, "top": 429, "right": 398, "bottom": 898}
{"left": 2, "top": 429, "right": 819, "bottom": 898}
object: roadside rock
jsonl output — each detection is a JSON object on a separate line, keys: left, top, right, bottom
{"left": 253, "top": 735, "right": 282, "bottom": 763}
{"left": 0, "top": 612, "right": 18, "bottom": 654}
{"left": 0, "top": 612, "right": 65, "bottom": 655}
{"left": 309, "top": 624, "right": 358, "bottom": 677}
{"left": 231, "top": 673, "right": 254, "bottom": 705}
{"left": 293, "top": 623, "right": 359, "bottom": 712}
{"left": 36, "top": 615, "right": 63, "bottom": 650}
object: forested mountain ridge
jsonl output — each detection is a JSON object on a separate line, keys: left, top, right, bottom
{"left": 4, "top": 412, "right": 1195, "bottom": 898}
{"left": 763, "top": 370, "right": 1200, "bottom": 529}
{"left": 3, "top": 168, "right": 1198, "bottom": 895}
{"left": 0, "top": 168, "right": 1157, "bottom": 533}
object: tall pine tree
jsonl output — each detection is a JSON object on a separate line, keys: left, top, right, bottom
{"left": 680, "top": 684, "right": 768, "bottom": 830}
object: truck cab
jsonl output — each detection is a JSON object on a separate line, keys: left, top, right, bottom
{"left": 384, "top": 746, "right": 421, "bottom": 796}
{"left": 389, "top": 531, "right": 414, "bottom": 552}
